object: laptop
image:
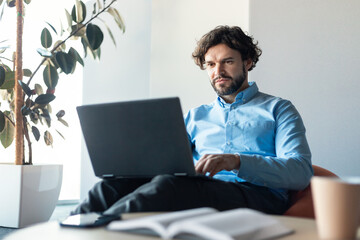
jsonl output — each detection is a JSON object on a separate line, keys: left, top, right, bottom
{"left": 77, "top": 97, "right": 196, "bottom": 179}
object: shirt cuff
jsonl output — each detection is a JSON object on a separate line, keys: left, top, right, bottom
{"left": 231, "top": 153, "right": 241, "bottom": 174}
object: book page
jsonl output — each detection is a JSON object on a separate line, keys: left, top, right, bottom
{"left": 166, "top": 208, "right": 293, "bottom": 240}
{"left": 107, "top": 207, "right": 217, "bottom": 238}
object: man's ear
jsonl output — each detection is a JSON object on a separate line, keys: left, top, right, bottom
{"left": 245, "top": 59, "right": 253, "bottom": 71}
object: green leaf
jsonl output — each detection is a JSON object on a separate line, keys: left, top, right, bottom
{"left": 32, "top": 126, "right": 40, "bottom": 141}
{"left": 41, "top": 28, "right": 52, "bottom": 49}
{"left": 56, "top": 129, "right": 65, "bottom": 140}
{"left": 23, "top": 69, "right": 32, "bottom": 77}
{"left": 71, "top": 0, "right": 86, "bottom": 24}
{"left": 98, "top": 18, "right": 116, "bottom": 47}
{"left": 68, "top": 47, "right": 84, "bottom": 66}
{"left": 0, "top": 71, "right": 15, "bottom": 90}
{"left": 0, "top": 110, "right": 5, "bottom": 133}
{"left": 41, "top": 108, "right": 51, "bottom": 127}
{"left": 92, "top": 2, "right": 96, "bottom": 14}
{"left": 44, "top": 130, "right": 53, "bottom": 146}
{"left": 81, "top": 37, "right": 88, "bottom": 58}
{"left": 95, "top": 47, "right": 101, "bottom": 60}
{"left": 0, "top": 3, "right": 5, "bottom": 21}
{"left": 49, "top": 55, "right": 60, "bottom": 70}
{"left": 71, "top": 24, "right": 86, "bottom": 37}
{"left": 30, "top": 110, "right": 39, "bottom": 124}
{"left": 0, "top": 46, "right": 8, "bottom": 54}
{"left": 46, "top": 103, "right": 52, "bottom": 114}
{"left": 36, "top": 48, "right": 52, "bottom": 57}
{"left": 6, "top": 0, "right": 15, "bottom": 8}
{"left": 107, "top": 7, "right": 126, "bottom": 33}
{"left": 46, "top": 22, "right": 57, "bottom": 35}
{"left": 65, "top": 9, "right": 73, "bottom": 31}
{"left": 0, "top": 66, "right": 5, "bottom": 87}
{"left": 34, "top": 83, "right": 43, "bottom": 95}
{"left": 86, "top": 23, "right": 104, "bottom": 50}
{"left": 58, "top": 118, "right": 69, "bottom": 127}
{"left": 21, "top": 105, "right": 31, "bottom": 116}
{"left": 43, "top": 64, "right": 58, "bottom": 89}
{"left": 53, "top": 40, "right": 66, "bottom": 51}
{"left": 55, "top": 51, "right": 75, "bottom": 74}
{"left": 35, "top": 94, "right": 56, "bottom": 105}
{"left": 18, "top": 80, "right": 32, "bottom": 97}
{"left": 56, "top": 110, "right": 65, "bottom": 118}
{"left": 60, "top": 18, "right": 64, "bottom": 37}
{"left": 0, "top": 115, "right": 14, "bottom": 148}
{"left": 96, "top": 0, "right": 102, "bottom": 10}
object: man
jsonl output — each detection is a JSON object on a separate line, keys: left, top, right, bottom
{"left": 73, "top": 25, "right": 312, "bottom": 216}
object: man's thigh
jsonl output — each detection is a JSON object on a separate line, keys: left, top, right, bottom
{"left": 72, "top": 178, "right": 152, "bottom": 214}
{"left": 141, "top": 175, "right": 288, "bottom": 214}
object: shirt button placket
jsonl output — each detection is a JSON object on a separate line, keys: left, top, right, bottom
{"left": 225, "top": 105, "right": 235, "bottom": 152}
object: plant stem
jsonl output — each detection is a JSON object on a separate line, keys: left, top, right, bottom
{"left": 4, "top": 113, "right": 15, "bottom": 126}
{"left": 23, "top": 117, "right": 32, "bottom": 164}
{"left": 15, "top": 0, "right": 24, "bottom": 165}
{"left": 0, "top": 56, "right": 13, "bottom": 62}
{"left": 26, "top": 0, "right": 117, "bottom": 86}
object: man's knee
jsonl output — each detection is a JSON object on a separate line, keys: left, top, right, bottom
{"left": 151, "top": 174, "right": 178, "bottom": 190}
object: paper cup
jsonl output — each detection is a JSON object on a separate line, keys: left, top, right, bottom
{"left": 311, "top": 176, "right": 360, "bottom": 240}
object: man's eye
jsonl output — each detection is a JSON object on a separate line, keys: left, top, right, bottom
{"left": 206, "top": 63, "right": 215, "bottom": 67}
{"left": 225, "top": 60, "right": 234, "bottom": 64}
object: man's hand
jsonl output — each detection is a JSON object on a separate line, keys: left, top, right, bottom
{"left": 195, "top": 154, "right": 240, "bottom": 177}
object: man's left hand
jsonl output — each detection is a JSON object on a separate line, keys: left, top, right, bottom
{"left": 195, "top": 154, "right": 240, "bottom": 177}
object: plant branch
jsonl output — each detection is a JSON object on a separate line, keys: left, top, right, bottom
{"left": 4, "top": 113, "right": 15, "bottom": 126}
{"left": 26, "top": 0, "right": 117, "bottom": 86}
{"left": 23, "top": 117, "right": 32, "bottom": 164}
{"left": 0, "top": 56, "right": 13, "bottom": 62}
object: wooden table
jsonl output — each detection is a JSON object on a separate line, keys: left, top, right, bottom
{"left": 4, "top": 214, "right": 360, "bottom": 240}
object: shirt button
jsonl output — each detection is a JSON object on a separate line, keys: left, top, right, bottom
{"left": 227, "top": 141, "right": 231, "bottom": 145}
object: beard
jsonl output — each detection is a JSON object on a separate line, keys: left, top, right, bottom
{"left": 210, "top": 64, "right": 247, "bottom": 97}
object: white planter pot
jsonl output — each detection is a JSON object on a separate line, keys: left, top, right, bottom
{"left": 0, "top": 164, "right": 63, "bottom": 228}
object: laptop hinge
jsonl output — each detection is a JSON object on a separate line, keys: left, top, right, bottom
{"left": 102, "top": 174, "right": 115, "bottom": 179}
{"left": 174, "top": 173, "right": 187, "bottom": 176}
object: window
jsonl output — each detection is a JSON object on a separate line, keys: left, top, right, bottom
{"left": 0, "top": 0, "right": 82, "bottom": 200}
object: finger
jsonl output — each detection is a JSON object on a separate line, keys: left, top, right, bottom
{"left": 209, "top": 160, "right": 227, "bottom": 177}
{"left": 195, "top": 160, "right": 205, "bottom": 173}
{"left": 195, "top": 154, "right": 214, "bottom": 172}
{"left": 195, "top": 156, "right": 209, "bottom": 173}
{"left": 202, "top": 156, "right": 220, "bottom": 174}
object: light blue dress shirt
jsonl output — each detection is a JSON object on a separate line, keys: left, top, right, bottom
{"left": 184, "top": 82, "right": 313, "bottom": 199}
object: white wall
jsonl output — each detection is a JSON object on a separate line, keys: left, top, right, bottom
{"left": 249, "top": 0, "right": 360, "bottom": 176}
{"left": 150, "top": 0, "right": 250, "bottom": 113}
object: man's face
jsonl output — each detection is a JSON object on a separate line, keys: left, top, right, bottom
{"left": 204, "top": 43, "right": 249, "bottom": 98}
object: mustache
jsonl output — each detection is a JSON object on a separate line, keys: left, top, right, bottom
{"left": 213, "top": 75, "right": 232, "bottom": 82}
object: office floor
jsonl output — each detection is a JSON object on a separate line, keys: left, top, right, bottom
{"left": 0, "top": 203, "right": 77, "bottom": 240}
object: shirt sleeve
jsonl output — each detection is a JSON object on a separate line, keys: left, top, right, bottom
{"left": 237, "top": 100, "right": 313, "bottom": 190}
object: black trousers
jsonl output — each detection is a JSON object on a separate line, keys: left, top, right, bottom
{"left": 72, "top": 175, "right": 289, "bottom": 216}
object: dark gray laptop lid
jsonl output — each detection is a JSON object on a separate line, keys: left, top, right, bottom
{"left": 77, "top": 97, "right": 196, "bottom": 178}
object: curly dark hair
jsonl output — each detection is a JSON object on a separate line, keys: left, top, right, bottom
{"left": 192, "top": 25, "right": 262, "bottom": 71}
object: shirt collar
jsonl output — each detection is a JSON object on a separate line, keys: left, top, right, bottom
{"left": 216, "top": 81, "right": 259, "bottom": 108}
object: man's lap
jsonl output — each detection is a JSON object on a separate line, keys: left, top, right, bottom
{"left": 73, "top": 174, "right": 289, "bottom": 215}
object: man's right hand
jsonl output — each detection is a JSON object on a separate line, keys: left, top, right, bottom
{"left": 195, "top": 154, "right": 240, "bottom": 177}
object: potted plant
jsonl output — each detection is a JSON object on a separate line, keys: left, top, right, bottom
{"left": 0, "top": 0, "right": 124, "bottom": 228}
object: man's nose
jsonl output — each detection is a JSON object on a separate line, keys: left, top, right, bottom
{"left": 214, "top": 63, "right": 224, "bottom": 75}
